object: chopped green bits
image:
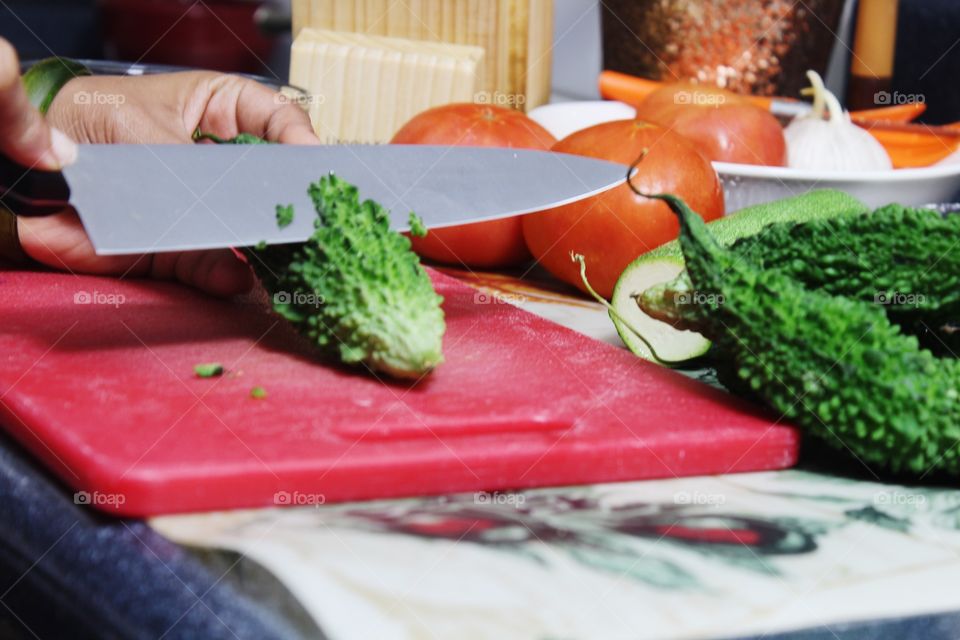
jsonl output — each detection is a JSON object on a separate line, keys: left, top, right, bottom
{"left": 276, "top": 204, "right": 295, "bottom": 229}
{"left": 194, "top": 363, "right": 224, "bottom": 378}
{"left": 408, "top": 212, "right": 428, "bottom": 238}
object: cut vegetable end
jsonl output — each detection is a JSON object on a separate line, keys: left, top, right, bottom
{"left": 571, "top": 252, "right": 673, "bottom": 364}
{"left": 605, "top": 189, "right": 868, "bottom": 365}
{"left": 611, "top": 257, "right": 712, "bottom": 364}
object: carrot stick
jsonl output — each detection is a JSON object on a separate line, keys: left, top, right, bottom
{"left": 598, "top": 71, "right": 662, "bottom": 106}
{"left": 856, "top": 119, "right": 960, "bottom": 138}
{"left": 598, "top": 70, "right": 773, "bottom": 109}
{"left": 867, "top": 127, "right": 960, "bottom": 168}
{"left": 850, "top": 101, "right": 926, "bottom": 123}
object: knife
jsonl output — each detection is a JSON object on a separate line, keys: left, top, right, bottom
{"left": 0, "top": 144, "right": 627, "bottom": 256}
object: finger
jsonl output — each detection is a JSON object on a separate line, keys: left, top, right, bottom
{"left": 18, "top": 209, "right": 253, "bottom": 297}
{"left": 270, "top": 110, "right": 323, "bottom": 145}
{"left": 229, "top": 76, "right": 320, "bottom": 145}
{"left": 151, "top": 249, "right": 254, "bottom": 298}
{"left": 18, "top": 208, "right": 140, "bottom": 274}
{"left": 0, "top": 38, "right": 77, "bottom": 169}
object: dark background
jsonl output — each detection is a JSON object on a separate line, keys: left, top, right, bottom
{"left": 1, "top": 0, "right": 957, "bottom": 123}
{"left": 1, "top": 0, "right": 103, "bottom": 60}
{"left": 0, "top": 0, "right": 292, "bottom": 82}
{"left": 890, "top": 1, "right": 960, "bottom": 123}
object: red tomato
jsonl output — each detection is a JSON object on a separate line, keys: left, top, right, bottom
{"left": 391, "top": 103, "right": 556, "bottom": 268}
{"left": 635, "top": 83, "right": 787, "bottom": 166}
{"left": 522, "top": 120, "right": 725, "bottom": 298}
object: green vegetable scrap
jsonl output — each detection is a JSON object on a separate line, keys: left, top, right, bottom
{"left": 250, "top": 386, "right": 267, "bottom": 399}
{"left": 276, "top": 204, "right": 295, "bottom": 229}
{"left": 192, "top": 129, "right": 271, "bottom": 145}
{"left": 248, "top": 175, "right": 445, "bottom": 380}
{"left": 648, "top": 192, "right": 960, "bottom": 477}
{"left": 194, "top": 363, "right": 224, "bottom": 378}
{"left": 408, "top": 212, "right": 428, "bottom": 238}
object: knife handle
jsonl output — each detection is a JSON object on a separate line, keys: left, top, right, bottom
{"left": 0, "top": 153, "right": 71, "bottom": 217}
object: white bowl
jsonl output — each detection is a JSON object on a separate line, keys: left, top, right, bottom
{"left": 530, "top": 100, "right": 960, "bottom": 211}
{"left": 528, "top": 100, "right": 635, "bottom": 141}
{"left": 714, "top": 162, "right": 960, "bottom": 211}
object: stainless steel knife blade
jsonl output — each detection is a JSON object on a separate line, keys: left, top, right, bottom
{"left": 60, "top": 144, "right": 627, "bottom": 255}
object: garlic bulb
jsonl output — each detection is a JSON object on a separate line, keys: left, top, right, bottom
{"left": 784, "top": 71, "right": 893, "bottom": 171}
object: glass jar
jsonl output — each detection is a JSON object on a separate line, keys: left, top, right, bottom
{"left": 600, "top": 0, "right": 846, "bottom": 97}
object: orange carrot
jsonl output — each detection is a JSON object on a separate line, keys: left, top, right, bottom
{"left": 599, "top": 70, "right": 773, "bottom": 109}
{"left": 850, "top": 102, "right": 926, "bottom": 123}
{"left": 864, "top": 124, "right": 960, "bottom": 168}
{"left": 858, "top": 119, "right": 960, "bottom": 137}
{"left": 598, "top": 71, "right": 663, "bottom": 106}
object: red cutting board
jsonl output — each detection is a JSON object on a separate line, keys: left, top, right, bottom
{"left": 0, "top": 269, "right": 797, "bottom": 516}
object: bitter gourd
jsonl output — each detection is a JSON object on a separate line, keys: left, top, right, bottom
{"left": 197, "top": 130, "right": 446, "bottom": 379}
{"left": 731, "top": 204, "right": 960, "bottom": 322}
{"left": 649, "top": 192, "right": 960, "bottom": 477}
{"left": 643, "top": 204, "right": 960, "bottom": 354}
{"left": 247, "top": 175, "right": 445, "bottom": 380}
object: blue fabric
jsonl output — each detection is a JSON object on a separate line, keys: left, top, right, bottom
{"left": 0, "top": 434, "right": 312, "bottom": 639}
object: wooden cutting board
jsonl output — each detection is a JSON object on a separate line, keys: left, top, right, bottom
{"left": 0, "top": 269, "right": 798, "bottom": 516}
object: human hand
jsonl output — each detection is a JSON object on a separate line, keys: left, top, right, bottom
{"left": 0, "top": 38, "right": 76, "bottom": 171}
{"left": 16, "top": 69, "right": 319, "bottom": 295}
{"left": 45, "top": 70, "right": 318, "bottom": 145}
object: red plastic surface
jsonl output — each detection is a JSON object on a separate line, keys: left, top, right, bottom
{"left": 0, "top": 270, "right": 798, "bottom": 516}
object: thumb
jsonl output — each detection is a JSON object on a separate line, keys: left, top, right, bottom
{"left": 0, "top": 38, "right": 76, "bottom": 170}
